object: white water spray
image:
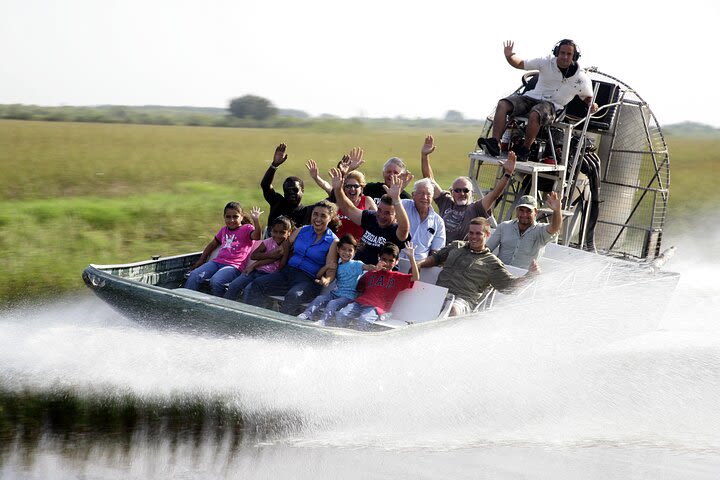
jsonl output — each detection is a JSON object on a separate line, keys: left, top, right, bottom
{"left": 1, "top": 233, "right": 719, "bottom": 455}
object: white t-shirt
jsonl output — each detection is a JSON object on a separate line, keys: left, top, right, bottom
{"left": 523, "top": 55, "right": 593, "bottom": 111}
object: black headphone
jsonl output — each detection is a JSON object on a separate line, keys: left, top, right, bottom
{"left": 552, "top": 39, "right": 581, "bottom": 62}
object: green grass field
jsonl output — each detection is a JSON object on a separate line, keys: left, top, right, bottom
{"left": 0, "top": 119, "right": 717, "bottom": 305}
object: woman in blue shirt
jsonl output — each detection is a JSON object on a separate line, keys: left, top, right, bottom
{"left": 243, "top": 200, "right": 340, "bottom": 315}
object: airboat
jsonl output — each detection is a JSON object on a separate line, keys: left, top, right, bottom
{"left": 83, "top": 68, "right": 679, "bottom": 339}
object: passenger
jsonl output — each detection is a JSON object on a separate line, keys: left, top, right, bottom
{"left": 417, "top": 217, "right": 539, "bottom": 316}
{"left": 184, "top": 203, "right": 263, "bottom": 296}
{"left": 421, "top": 134, "right": 517, "bottom": 243}
{"left": 297, "top": 234, "right": 376, "bottom": 325}
{"left": 486, "top": 193, "right": 562, "bottom": 269}
{"left": 242, "top": 200, "right": 340, "bottom": 315}
{"left": 335, "top": 242, "right": 419, "bottom": 330}
{"left": 399, "top": 177, "right": 446, "bottom": 261}
{"left": 305, "top": 150, "right": 378, "bottom": 240}
{"left": 352, "top": 155, "right": 413, "bottom": 205}
{"left": 328, "top": 164, "right": 411, "bottom": 265}
{"left": 478, "top": 39, "right": 598, "bottom": 160}
{"left": 223, "top": 216, "right": 293, "bottom": 301}
{"left": 261, "top": 143, "right": 313, "bottom": 230}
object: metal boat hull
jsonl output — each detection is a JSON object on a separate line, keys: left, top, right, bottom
{"left": 82, "top": 248, "right": 680, "bottom": 340}
{"left": 82, "top": 254, "right": 367, "bottom": 340}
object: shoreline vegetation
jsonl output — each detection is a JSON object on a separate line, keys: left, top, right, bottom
{"left": 1, "top": 118, "right": 718, "bottom": 306}
{"left": 1, "top": 103, "right": 718, "bottom": 134}
{"left": 0, "top": 103, "right": 486, "bottom": 131}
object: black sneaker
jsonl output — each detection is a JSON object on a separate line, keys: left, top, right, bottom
{"left": 513, "top": 145, "right": 530, "bottom": 161}
{"left": 478, "top": 137, "right": 500, "bottom": 157}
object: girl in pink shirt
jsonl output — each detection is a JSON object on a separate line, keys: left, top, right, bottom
{"left": 185, "top": 202, "right": 262, "bottom": 296}
{"left": 223, "top": 216, "right": 292, "bottom": 300}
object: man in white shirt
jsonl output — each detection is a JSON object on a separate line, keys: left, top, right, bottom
{"left": 399, "top": 178, "right": 446, "bottom": 261}
{"left": 479, "top": 39, "right": 598, "bottom": 160}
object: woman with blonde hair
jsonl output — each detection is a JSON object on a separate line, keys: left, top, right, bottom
{"left": 305, "top": 157, "right": 377, "bottom": 239}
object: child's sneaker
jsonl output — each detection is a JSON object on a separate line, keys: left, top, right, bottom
{"left": 297, "top": 312, "right": 309, "bottom": 320}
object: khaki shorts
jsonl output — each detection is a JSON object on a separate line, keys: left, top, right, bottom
{"left": 451, "top": 296, "right": 472, "bottom": 315}
{"left": 502, "top": 94, "right": 557, "bottom": 126}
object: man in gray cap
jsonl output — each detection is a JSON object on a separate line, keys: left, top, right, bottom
{"left": 486, "top": 191, "right": 563, "bottom": 268}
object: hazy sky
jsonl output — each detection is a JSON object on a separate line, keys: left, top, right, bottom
{"left": 2, "top": 0, "right": 719, "bottom": 126}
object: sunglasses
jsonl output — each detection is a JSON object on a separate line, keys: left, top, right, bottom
{"left": 344, "top": 184, "right": 361, "bottom": 189}
{"left": 453, "top": 188, "right": 471, "bottom": 194}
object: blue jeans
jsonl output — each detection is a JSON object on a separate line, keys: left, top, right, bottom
{"left": 243, "top": 266, "right": 322, "bottom": 315}
{"left": 336, "top": 302, "right": 381, "bottom": 330}
{"left": 300, "top": 292, "right": 354, "bottom": 325}
{"left": 184, "top": 261, "right": 240, "bottom": 297}
{"left": 223, "top": 270, "right": 268, "bottom": 300}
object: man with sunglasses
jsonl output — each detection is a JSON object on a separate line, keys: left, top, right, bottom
{"left": 261, "top": 143, "right": 314, "bottom": 231}
{"left": 420, "top": 135, "right": 516, "bottom": 243}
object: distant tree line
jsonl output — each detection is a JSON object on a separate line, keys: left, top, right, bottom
{"left": 0, "top": 94, "right": 483, "bottom": 129}
{"left": 0, "top": 103, "right": 312, "bottom": 128}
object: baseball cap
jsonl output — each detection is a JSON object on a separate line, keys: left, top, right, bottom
{"left": 516, "top": 195, "right": 537, "bottom": 210}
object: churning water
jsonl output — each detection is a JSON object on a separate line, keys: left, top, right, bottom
{"left": 1, "top": 231, "right": 719, "bottom": 479}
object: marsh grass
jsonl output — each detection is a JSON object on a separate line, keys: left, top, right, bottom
{"left": 0, "top": 120, "right": 716, "bottom": 304}
{"left": 0, "top": 120, "right": 473, "bottom": 200}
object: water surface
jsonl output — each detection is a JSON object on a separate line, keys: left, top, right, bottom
{"left": 2, "top": 233, "right": 719, "bottom": 479}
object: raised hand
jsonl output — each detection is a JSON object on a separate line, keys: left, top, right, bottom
{"left": 382, "top": 174, "right": 403, "bottom": 201}
{"left": 503, "top": 40, "right": 515, "bottom": 58}
{"left": 328, "top": 167, "right": 344, "bottom": 191}
{"left": 347, "top": 147, "right": 364, "bottom": 171}
{"left": 399, "top": 170, "right": 414, "bottom": 190}
{"left": 545, "top": 191, "right": 561, "bottom": 211}
{"left": 250, "top": 206, "right": 263, "bottom": 221}
{"left": 306, "top": 159, "right": 319, "bottom": 179}
{"left": 403, "top": 241, "right": 416, "bottom": 259}
{"left": 421, "top": 135, "right": 435, "bottom": 156}
{"left": 500, "top": 151, "right": 517, "bottom": 175}
{"left": 272, "top": 143, "right": 288, "bottom": 167}
{"left": 338, "top": 155, "right": 351, "bottom": 175}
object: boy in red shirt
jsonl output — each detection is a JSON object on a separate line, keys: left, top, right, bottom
{"left": 335, "top": 241, "right": 419, "bottom": 330}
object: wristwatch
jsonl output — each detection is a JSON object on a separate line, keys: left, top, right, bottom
{"left": 503, "top": 172, "right": 512, "bottom": 178}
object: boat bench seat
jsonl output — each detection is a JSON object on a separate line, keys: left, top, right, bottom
{"left": 374, "top": 281, "right": 451, "bottom": 328}
{"left": 268, "top": 279, "right": 450, "bottom": 327}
